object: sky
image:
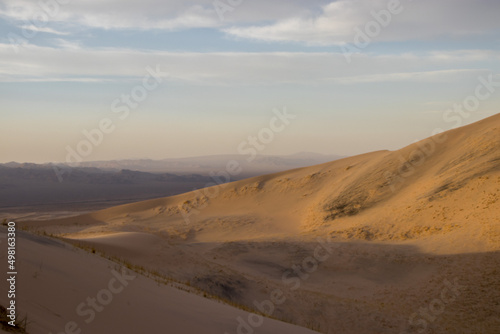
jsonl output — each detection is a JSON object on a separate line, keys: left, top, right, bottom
{"left": 0, "top": 0, "right": 499, "bottom": 163}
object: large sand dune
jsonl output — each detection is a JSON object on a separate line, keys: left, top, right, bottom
{"left": 18, "top": 114, "right": 500, "bottom": 333}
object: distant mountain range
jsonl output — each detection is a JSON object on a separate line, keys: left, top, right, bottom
{"left": 62, "top": 152, "right": 340, "bottom": 173}
{"left": 0, "top": 152, "right": 343, "bottom": 211}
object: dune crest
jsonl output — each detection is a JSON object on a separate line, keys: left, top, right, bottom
{"left": 33, "top": 114, "right": 499, "bottom": 251}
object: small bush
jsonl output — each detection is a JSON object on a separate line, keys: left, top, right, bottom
{"left": 0, "top": 305, "right": 29, "bottom": 333}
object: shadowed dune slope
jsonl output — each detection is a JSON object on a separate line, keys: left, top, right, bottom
{"left": 0, "top": 229, "right": 320, "bottom": 334}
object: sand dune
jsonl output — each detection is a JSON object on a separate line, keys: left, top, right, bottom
{"left": 0, "top": 229, "right": 319, "bottom": 334}
{"left": 18, "top": 114, "right": 500, "bottom": 333}
{"left": 33, "top": 114, "right": 499, "bottom": 251}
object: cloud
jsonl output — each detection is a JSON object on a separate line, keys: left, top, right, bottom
{"left": 224, "top": 1, "right": 368, "bottom": 45}
{"left": 330, "top": 69, "right": 488, "bottom": 85}
{"left": 224, "top": 0, "right": 500, "bottom": 45}
{"left": 0, "top": 0, "right": 329, "bottom": 31}
{"left": 2, "top": 0, "right": 498, "bottom": 45}
{"left": 18, "top": 25, "right": 70, "bottom": 35}
{"left": 0, "top": 44, "right": 497, "bottom": 85}
{"left": 0, "top": 0, "right": 221, "bottom": 31}
{"left": 51, "top": 38, "right": 82, "bottom": 49}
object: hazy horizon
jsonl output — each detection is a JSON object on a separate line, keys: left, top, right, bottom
{"left": 0, "top": 112, "right": 497, "bottom": 164}
{"left": 1, "top": 150, "right": 344, "bottom": 165}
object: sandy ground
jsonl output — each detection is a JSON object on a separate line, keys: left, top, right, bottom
{"left": 13, "top": 113, "right": 500, "bottom": 333}
{"left": 0, "top": 228, "right": 319, "bottom": 334}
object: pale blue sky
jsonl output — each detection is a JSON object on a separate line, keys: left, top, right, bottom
{"left": 1, "top": 0, "right": 499, "bottom": 163}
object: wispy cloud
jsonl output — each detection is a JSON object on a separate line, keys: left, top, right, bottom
{"left": 329, "top": 69, "right": 488, "bottom": 85}
{"left": 224, "top": 0, "right": 500, "bottom": 45}
{"left": 51, "top": 38, "right": 82, "bottom": 50}
{"left": 0, "top": 0, "right": 333, "bottom": 30}
{"left": 18, "top": 25, "right": 70, "bottom": 36}
{"left": 0, "top": 44, "right": 497, "bottom": 85}
{"left": 0, "top": 0, "right": 221, "bottom": 31}
{"left": 2, "top": 0, "right": 498, "bottom": 53}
